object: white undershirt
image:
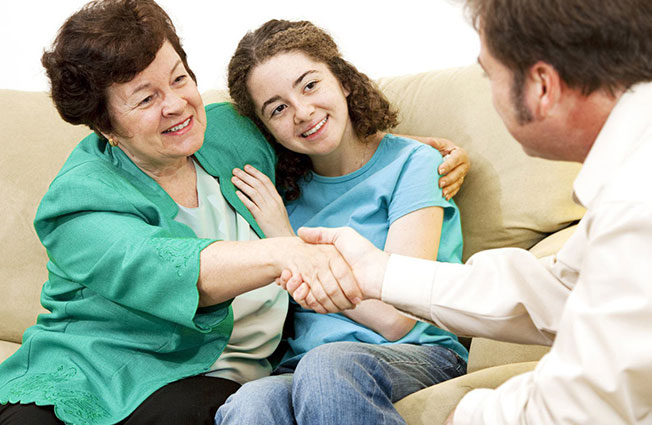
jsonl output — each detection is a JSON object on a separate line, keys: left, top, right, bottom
{"left": 174, "top": 160, "right": 288, "bottom": 384}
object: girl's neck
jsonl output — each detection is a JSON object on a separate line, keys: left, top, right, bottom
{"left": 310, "top": 131, "right": 384, "bottom": 177}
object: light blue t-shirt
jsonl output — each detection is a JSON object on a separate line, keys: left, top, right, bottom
{"left": 282, "top": 134, "right": 467, "bottom": 366}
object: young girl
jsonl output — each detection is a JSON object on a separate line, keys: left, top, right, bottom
{"left": 215, "top": 19, "right": 467, "bottom": 425}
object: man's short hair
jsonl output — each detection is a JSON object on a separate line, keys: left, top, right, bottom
{"left": 466, "top": 0, "right": 652, "bottom": 95}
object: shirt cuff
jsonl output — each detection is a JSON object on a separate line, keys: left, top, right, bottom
{"left": 454, "top": 388, "right": 495, "bottom": 425}
{"left": 381, "top": 254, "right": 438, "bottom": 321}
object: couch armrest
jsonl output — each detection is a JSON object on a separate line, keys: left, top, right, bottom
{"left": 467, "top": 338, "right": 549, "bottom": 373}
{"left": 528, "top": 223, "right": 579, "bottom": 258}
{"left": 394, "top": 361, "right": 539, "bottom": 425}
{"left": 461, "top": 224, "right": 577, "bottom": 373}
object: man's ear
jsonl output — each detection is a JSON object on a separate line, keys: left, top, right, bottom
{"left": 527, "top": 61, "right": 562, "bottom": 119}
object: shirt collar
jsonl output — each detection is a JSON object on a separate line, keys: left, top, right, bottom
{"left": 573, "top": 81, "right": 652, "bottom": 209}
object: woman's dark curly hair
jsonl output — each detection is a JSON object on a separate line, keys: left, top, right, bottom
{"left": 41, "top": 0, "right": 196, "bottom": 138}
{"left": 228, "top": 19, "right": 398, "bottom": 201}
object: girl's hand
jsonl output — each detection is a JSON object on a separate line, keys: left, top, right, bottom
{"left": 232, "top": 165, "right": 295, "bottom": 238}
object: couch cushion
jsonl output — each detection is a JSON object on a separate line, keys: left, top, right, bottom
{"left": 201, "top": 89, "right": 232, "bottom": 105}
{"left": 0, "top": 340, "right": 20, "bottom": 364}
{"left": 377, "top": 65, "right": 586, "bottom": 261}
{"left": 394, "top": 361, "right": 539, "bottom": 424}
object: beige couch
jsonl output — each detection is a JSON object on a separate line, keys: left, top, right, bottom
{"left": 0, "top": 64, "right": 584, "bottom": 422}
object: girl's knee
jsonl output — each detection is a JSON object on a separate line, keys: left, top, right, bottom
{"left": 294, "top": 342, "right": 375, "bottom": 383}
{"left": 230, "top": 375, "right": 292, "bottom": 404}
{"left": 300, "top": 342, "right": 366, "bottom": 365}
{"left": 215, "top": 375, "right": 293, "bottom": 425}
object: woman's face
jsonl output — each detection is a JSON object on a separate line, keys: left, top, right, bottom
{"left": 105, "top": 40, "right": 206, "bottom": 173}
{"left": 247, "top": 51, "right": 356, "bottom": 160}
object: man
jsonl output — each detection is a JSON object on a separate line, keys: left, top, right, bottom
{"left": 290, "top": 0, "right": 652, "bottom": 423}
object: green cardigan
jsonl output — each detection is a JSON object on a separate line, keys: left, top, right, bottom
{"left": 0, "top": 103, "right": 276, "bottom": 424}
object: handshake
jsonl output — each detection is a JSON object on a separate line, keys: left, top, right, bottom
{"left": 277, "top": 227, "right": 389, "bottom": 314}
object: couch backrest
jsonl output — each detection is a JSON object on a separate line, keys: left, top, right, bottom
{"left": 0, "top": 65, "right": 584, "bottom": 344}
{"left": 0, "top": 89, "right": 90, "bottom": 343}
{"left": 377, "top": 65, "right": 585, "bottom": 260}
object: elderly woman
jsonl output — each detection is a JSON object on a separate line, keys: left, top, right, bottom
{"left": 0, "top": 1, "right": 468, "bottom": 424}
{"left": 0, "top": 1, "right": 362, "bottom": 424}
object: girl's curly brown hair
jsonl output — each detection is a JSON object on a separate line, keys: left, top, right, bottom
{"left": 228, "top": 19, "right": 398, "bottom": 201}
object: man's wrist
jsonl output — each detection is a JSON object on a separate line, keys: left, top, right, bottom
{"left": 380, "top": 254, "right": 437, "bottom": 320}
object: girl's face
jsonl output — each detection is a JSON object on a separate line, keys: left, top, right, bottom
{"left": 247, "top": 51, "right": 358, "bottom": 163}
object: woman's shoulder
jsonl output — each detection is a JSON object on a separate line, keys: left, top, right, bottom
{"left": 37, "top": 134, "right": 165, "bottom": 225}
{"left": 51, "top": 133, "right": 128, "bottom": 185}
{"left": 197, "top": 102, "right": 276, "bottom": 180}
{"left": 202, "top": 102, "right": 265, "bottom": 146}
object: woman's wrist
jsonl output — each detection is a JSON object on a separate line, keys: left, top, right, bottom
{"left": 263, "top": 236, "right": 301, "bottom": 274}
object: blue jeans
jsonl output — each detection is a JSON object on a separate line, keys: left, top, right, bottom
{"left": 214, "top": 341, "right": 466, "bottom": 425}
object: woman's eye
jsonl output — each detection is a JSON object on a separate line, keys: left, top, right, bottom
{"left": 174, "top": 74, "right": 187, "bottom": 83}
{"left": 139, "top": 95, "right": 154, "bottom": 106}
{"left": 271, "top": 104, "right": 286, "bottom": 117}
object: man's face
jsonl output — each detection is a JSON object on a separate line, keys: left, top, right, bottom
{"left": 477, "top": 32, "right": 558, "bottom": 159}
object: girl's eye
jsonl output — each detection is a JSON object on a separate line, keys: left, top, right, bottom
{"left": 271, "top": 104, "right": 287, "bottom": 117}
{"left": 305, "top": 81, "right": 318, "bottom": 91}
{"left": 174, "top": 74, "right": 187, "bottom": 83}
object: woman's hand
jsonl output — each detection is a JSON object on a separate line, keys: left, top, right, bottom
{"left": 279, "top": 227, "right": 389, "bottom": 304}
{"left": 426, "top": 137, "right": 470, "bottom": 200}
{"left": 197, "top": 236, "right": 361, "bottom": 312}
{"left": 392, "top": 134, "right": 470, "bottom": 200}
{"left": 282, "top": 237, "right": 362, "bottom": 314}
{"left": 232, "top": 165, "right": 295, "bottom": 238}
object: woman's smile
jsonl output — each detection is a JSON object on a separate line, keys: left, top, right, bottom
{"left": 162, "top": 116, "right": 193, "bottom": 135}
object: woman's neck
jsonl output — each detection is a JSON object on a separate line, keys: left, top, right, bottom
{"left": 139, "top": 156, "right": 198, "bottom": 208}
{"left": 310, "top": 131, "right": 384, "bottom": 177}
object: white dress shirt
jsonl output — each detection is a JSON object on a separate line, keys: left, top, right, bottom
{"left": 382, "top": 81, "right": 652, "bottom": 424}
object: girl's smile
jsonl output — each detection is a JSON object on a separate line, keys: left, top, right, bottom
{"left": 300, "top": 115, "right": 329, "bottom": 138}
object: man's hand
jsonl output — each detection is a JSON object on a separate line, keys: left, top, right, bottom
{"left": 282, "top": 237, "right": 362, "bottom": 313}
{"left": 291, "top": 227, "right": 389, "bottom": 305}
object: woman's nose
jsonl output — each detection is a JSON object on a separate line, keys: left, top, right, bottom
{"left": 162, "top": 90, "right": 187, "bottom": 116}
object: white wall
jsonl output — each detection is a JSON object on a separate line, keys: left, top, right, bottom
{"left": 0, "top": 0, "right": 479, "bottom": 93}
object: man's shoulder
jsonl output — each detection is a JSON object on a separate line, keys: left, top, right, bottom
{"left": 600, "top": 139, "right": 652, "bottom": 207}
